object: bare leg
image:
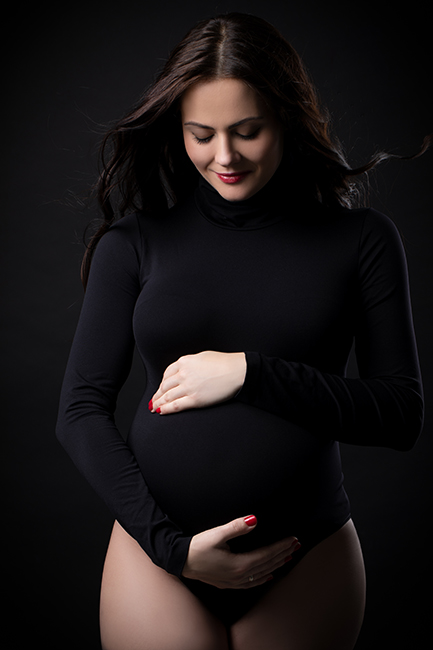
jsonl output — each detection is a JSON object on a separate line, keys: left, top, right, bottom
{"left": 100, "top": 521, "right": 229, "bottom": 650}
{"left": 230, "top": 520, "right": 366, "bottom": 650}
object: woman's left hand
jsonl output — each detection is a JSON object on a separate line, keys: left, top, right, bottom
{"left": 149, "top": 351, "right": 246, "bottom": 415}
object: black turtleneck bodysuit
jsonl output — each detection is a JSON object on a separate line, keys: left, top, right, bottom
{"left": 56, "top": 176, "right": 423, "bottom": 622}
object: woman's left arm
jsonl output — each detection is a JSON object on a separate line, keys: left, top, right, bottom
{"left": 234, "top": 210, "right": 424, "bottom": 451}
{"left": 151, "top": 210, "right": 424, "bottom": 451}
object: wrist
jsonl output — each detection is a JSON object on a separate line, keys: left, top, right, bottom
{"left": 231, "top": 352, "right": 247, "bottom": 390}
{"left": 181, "top": 535, "right": 203, "bottom": 580}
{"left": 228, "top": 352, "right": 246, "bottom": 398}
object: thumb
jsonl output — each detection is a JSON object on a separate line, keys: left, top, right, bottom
{"left": 213, "top": 515, "right": 258, "bottom": 545}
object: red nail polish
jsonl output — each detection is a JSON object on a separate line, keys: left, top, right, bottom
{"left": 148, "top": 400, "right": 153, "bottom": 411}
{"left": 244, "top": 515, "right": 257, "bottom": 527}
{"left": 156, "top": 407, "right": 161, "bottom": 414}
{"left": 267, "top": 575, "right": 274, "bottom": 582}
{"left": 284, "top": 555, "right": 293, "bottom": 562}
{"left": 293, "top": 542, "right": 301, "bottom": 552}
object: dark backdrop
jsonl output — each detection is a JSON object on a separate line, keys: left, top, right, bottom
{"left": 3, "top": 1, "right": 432, "bottom": 648}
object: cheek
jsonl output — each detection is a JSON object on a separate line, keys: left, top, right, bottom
{"left": 184, "top": 140, "right": 209, "bottom": 171}
{"left": 183, "top": 137, "right": 195, "bottom": 164}
{"left": 248, "top": 131, "right": 284, "bottom": 169}
{"left": 261, "top": 133, "right": 284, "bottom": 168}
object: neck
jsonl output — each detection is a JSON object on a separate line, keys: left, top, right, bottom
{"left": 194, "top": 167, "right": 287, "bottom": 230}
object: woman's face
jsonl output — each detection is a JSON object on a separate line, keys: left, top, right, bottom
{"left": 181, "top": 78, "right": 284, "bottom": 201}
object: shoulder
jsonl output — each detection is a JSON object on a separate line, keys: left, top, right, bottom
{"left": 338, "top": 208, "right": 409, "bottom": 285}
{"left": 329, "top": 206, "right": 405, "bottom": 259}
{"left": 91, "top": 212, "right": 147, "bottom": 280}
{"left": 100, "top": 212, "right": 142, "bottom": 246}
{"left": 91, "top": 208, "right": 177, "bottom": 281}
{"left": 358, "top": 209, "right": 406, "bottom": 267}
{"left": 95, "top": 210, "right": 163, "bottom": 258}
{"left": 338, "top": 206, "right": 402, "bottom": 240}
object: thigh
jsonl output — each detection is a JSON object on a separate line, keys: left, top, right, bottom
{"left": 100, "top": 521, "right": 229, "bottom": 650}
{"left": 230, "top": 520, "right": 366, "bottom": 650}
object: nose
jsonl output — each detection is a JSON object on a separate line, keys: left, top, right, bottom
{"left": 214, "top": 134, "right": 241, "bottom": 167}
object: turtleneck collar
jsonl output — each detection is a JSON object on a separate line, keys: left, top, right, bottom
{"left": 194, "top": 168, "right": 287, "bottom": 230}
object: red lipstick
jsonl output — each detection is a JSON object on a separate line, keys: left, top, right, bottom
{"left": 215, "top": 171, "right": 251, "bottom": 184}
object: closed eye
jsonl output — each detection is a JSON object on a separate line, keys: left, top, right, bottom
{"left": 192, "top": 134, "right": 214, "bottom": 144}
{"left": 192, "top": 128, "right": 261, "bottom": 145}
{"left": 237, "top": 128, "right": 261, "bottom": 141}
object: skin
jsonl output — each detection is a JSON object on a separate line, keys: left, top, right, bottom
{"left": 100, "top": 519, "right": 365, "bottom": 650}
{"left": 100, "top": 78, "right": 366, "bottom": 649}
{"left": 181, "top": 77, "right": 285, "bottom": 202}
{"left": 150, "top": 350, "right": 247, "bottom": 416}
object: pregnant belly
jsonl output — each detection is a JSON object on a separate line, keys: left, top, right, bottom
{"left": 128, "top": 399, "right": 341, "bottom": 548}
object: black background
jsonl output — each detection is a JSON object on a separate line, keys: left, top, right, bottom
{"left": 3, "top": 1, "right": 432, "bottom": 648}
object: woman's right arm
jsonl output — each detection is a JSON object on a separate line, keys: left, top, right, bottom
{"left": 56, "top": 215, "right": 191, "bottom": 577}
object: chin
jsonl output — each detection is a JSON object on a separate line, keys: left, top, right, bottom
{"left": 218, "top": 187, "right": 255, "bottom": 201}
{"left": 208, "top": 178, "right": 264, "bottom": 202}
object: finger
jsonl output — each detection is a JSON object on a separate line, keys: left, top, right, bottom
{"left": 162, "top": 361, "right": 180, "bottom": 379}
{"left": 230, "top": 553, "right": 286, "bottom": 588}
{"left": 234, "top": 536, "right": 300, "bottom": 579}
{"left": 251, "top": 535, "right": 299, "bottom": 564}
{"left": 237, "top": 573, "right": 275, "bottom": 589}
{"left": 232, "top": 541, "right": 301, "bottom": 589}
{"left": 153, "top": 383, "right": 186, "bottom": 408}
{"left": 154, "top": 396, "right": 196, "bottom": 415}
{"left": 210, "top": 515, "right": 258, "bottom": 546}
{"left": 252, "top": 537, "right": 301, "bottom": 571}
{"left": 243, "top": 542, "right": 300, "bottom": 579}
{"left": 150, "top": 358, "right": 183, "bottom": 400}
{"left": 151, "top": 375, "right": 182, "bottom": 407}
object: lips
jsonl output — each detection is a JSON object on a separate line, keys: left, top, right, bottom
{"left": 214, "top": 171, "right": 252, "bottom": 184}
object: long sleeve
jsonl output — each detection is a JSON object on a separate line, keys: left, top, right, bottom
{"left": 56, "top": 215, "right": 191, "bottom": 576}
{"left": 236, "top": 209, "right": 424, "bottom": 451}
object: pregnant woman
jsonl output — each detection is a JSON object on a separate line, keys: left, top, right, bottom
{"left": 56, "top": 13, "right": 424, "bottom": 650}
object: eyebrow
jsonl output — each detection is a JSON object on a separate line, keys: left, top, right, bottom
{"left": 183, "top": 116, "right": 264, "bottom": 129}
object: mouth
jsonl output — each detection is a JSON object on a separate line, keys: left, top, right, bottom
{"left": 214, "top": 171, "right": 252, "bottom": 184}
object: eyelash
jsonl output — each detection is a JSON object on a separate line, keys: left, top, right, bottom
{"left": 192, "top": 129, "right": 261, "bottom": 145}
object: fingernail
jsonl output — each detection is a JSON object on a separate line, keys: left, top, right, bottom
{"left": 244, "top": 515, "right": 257, "bottom": 527}
{"left": 284, "top": 555, "right": 293, "bottom": 562}
{"left": 293, "top": 542, "right": 301, "bottom": 552}
{"left": 148, "top": 400, "right": 153, "bottom": 411}
{"left": 267, "top": 575, "right": 274, "bottom": 582}
{"left": 156, "top": 407, "right": 161, "bottom": 414}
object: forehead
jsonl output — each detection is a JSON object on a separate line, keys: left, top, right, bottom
{"left": 181, "top": 78, "right": 266, "bottom": 124}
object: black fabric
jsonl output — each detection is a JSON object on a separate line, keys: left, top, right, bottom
{"left": 195, "top": 169, "right": 289, "bottom": 229}
{"left": 56, "top": 175, "right": 423, "bottom": 605}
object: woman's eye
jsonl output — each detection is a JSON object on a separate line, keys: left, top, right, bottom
{"left": 193, "top": 134, "right": 213, "bottom": 144}
{"left": 192, "top": 127, "right": 261, "bottom": 144}
{"left": 237, "top": 128, "right": 261, "bottom": 140}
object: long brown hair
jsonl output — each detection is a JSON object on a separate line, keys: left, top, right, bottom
{"left": 81, "top": 12, "right": 430, "bottom": 287}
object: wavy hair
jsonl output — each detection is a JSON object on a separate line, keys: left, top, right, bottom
{"left": 82, "top": 12, "right": 430, "bottom": 286}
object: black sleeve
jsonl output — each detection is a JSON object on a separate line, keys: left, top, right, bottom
{"left": 55, "top": 215, "right": 191, "bottom": 576}
{"left": 236, "top": 210, "right": 424, "bottom": 451}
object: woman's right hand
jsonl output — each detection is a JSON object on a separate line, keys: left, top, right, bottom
{"left": 181, "top": 515, "right": 301, "bottom": 589}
